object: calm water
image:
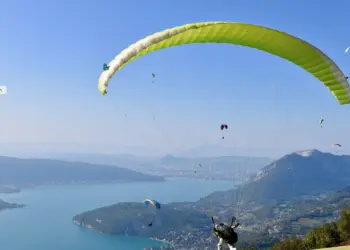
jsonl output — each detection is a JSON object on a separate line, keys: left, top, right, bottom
{"left": 0, "top": 177, "right": 234, "bottom": 250}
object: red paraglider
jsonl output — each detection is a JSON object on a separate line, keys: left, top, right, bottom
{"left": 220, "top": 124, "right": 228, "bottom": 139}
{"left": 220, "top": 124, "right": 228, "bottom": 130}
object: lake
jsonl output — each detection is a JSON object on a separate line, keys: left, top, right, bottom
{"left": 0, "top": 177, "right": 235, "bottom": 250}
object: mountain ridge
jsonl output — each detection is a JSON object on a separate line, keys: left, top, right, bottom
{"left": 72, "top": 149, "right": 350, "bottom": 249}
{"left": 49, "top": 152, "right": 273, "bottom": 181}
{"left": 0, "top": 155, "right": 164, "bottom": 187}
{"left": 202, "top": 149, "right": 350, "bottom": 204}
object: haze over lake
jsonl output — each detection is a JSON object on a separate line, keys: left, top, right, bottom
{"left": 0, "top": 177, "right": 234, "bottom": 250}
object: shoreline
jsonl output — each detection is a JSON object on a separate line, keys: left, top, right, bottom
{"left": 73, "top": 220, "right": 170, "bottom": 247}
{"left": 15, "top": 178, "right": 166, "bottom": 190}
{"left": 0, "top": 185, "right": 21, "bottom": 194}
{"left": 0, "top": 201, "right": 26, "bottom": 211}
{"left": 4, "top": 177, "right": 238, "bottom": 191}
{"left": 150, "top": 237, "right": 171, "bottom": 245}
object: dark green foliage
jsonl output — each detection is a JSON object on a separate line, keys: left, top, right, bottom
{"left": 269, "top": 207, "right": 350, "bottom": 249}
{"left": 270, "top": 237, "right": 307, "bottom": 250}
{"left": 338, "top": 204, "right": 350, "bottom": 241}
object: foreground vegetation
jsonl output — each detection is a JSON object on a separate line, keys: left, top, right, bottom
{"left": 241, "top": 206, "right": 350, "bottom": 250}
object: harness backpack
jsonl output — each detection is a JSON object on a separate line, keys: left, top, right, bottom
{"left": 215, "top": 224, "right": 238, "bottom": 244}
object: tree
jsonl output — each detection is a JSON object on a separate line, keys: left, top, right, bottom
{"left": 338, "top": 204, "right": 350, "bottom": 241}
{"left": 270, "top": 237, "right": 307, "bottom": 250}
{"left": 316, "top": 223, "right": 341, "bottom": 248}
{"left": 271, "top": 208, "right": 350, "bottom": 250}
{"left": 303, "top": 229, "right": 317, "bottom": 249}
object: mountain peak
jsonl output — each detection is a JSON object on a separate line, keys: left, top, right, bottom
{"left": 293, "top": 149, "right": 321, "bottom": 157}
{"left": 251, "top": 149, "right": 334, "bottom": 184}
{"left": 240, "top": 149, "right": 350, "bottom": 201}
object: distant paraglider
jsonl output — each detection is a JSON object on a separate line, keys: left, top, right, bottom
{"left": 332, "top": 144, "right": 342, "bottom": 154}
{"left": 345, "top": 47, "right": 350, "bottom": 54}
{"left": 220, "top": 124, "right": 228, "bottom": 139}
{"left": 144, "top": 199, "right": 161, "bottom": 226}
{"left": 221, "top": 124, "right": 228, "bottom": 130}
{"left": 103, "top": 63, "right": 109, "bottom": 71}
{"left": 193, "top": 163, "right": 203, "bottom": 174}
{"left": 320, "top": 118, "right": 324, "bottom": 128}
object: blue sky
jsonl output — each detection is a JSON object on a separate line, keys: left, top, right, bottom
{"left": 0, "top": 0, "right": 349, "bottom": 157}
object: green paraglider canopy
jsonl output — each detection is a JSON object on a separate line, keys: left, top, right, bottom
{"left": 98, "top": 21, "right": 350, "bottom": 105}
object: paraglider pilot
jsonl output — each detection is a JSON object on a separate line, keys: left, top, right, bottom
{"left": 103, "top": 63, "right": 110, "bottom": 71}
{"left": 144, "top": 199, "right": 161, "bottom": 227}
{"left": 212, "top": 216, "right": 239, "bottom": 250}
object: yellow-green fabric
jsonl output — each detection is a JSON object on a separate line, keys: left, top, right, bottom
{"left": 98, "top": 22, "right": 350, "bottom": 104}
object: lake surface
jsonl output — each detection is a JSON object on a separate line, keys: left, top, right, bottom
{"left": 0, "top": 177, "right": 235, "bottom": 250}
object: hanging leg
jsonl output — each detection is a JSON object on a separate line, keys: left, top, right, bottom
{"left": 148, "top": 214, "right": 156, "bottom": 226}
{"left": 217, "top": 238, "right": 224, "bottom": 250}
{"left": 228, "top": 243, "right": 236, "bottom": 250}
